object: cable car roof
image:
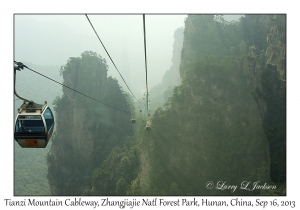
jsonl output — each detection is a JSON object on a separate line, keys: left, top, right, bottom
{"left": 17, "top": 101, "right": 48, "bottom": 115}
{"left": 18, "top": 109, "right": 43, "bottom": 115}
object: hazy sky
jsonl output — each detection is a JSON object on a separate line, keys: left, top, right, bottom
{"left": 15, "top": 14, "right": 187, "bottom": 97}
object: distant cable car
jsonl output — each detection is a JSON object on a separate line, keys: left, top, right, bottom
{"left": 14, "top": 101, "right": 54, "bottom": 148}
{"left": 145, "top": 124, "right": 151, "bottom": 131}
{"left": 131, "top": 117, "right": 136, "bottom": 124}
{"left": 139, "top": 109, "right": 142, "bottom": 112}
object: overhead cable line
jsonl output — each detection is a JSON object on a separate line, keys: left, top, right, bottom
{"left": 143, "top": 14, "right": 149, "bottom": 114}
{"left": 14, "top": 61, "right": 130, "bottom": 114}
{"left": 85, "top": 14, "right": 142, "bottom": 104}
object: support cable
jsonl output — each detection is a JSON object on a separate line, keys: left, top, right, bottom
{"left": 14, "top": 61, "right": 130, "bottom": 114}
{"left": 143, "top": 14, "right": 149, "bottom": 114}
{"left": 85, "top": 14, "right": 142, "bottom": 104}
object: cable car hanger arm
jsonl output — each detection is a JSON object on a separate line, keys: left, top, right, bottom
{"left": 14, "top": 61, "right": 32, "bottom": 103}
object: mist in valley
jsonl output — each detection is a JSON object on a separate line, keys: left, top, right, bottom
{"left": 14, "top": 14, "right": 187, "bottom": 195}
{"left": 15, "top": 14, "right": 187, "bottom": 96}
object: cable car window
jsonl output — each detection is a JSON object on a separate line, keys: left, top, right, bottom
{"left": 15, "top": 120, "right": 21, "bottom": 132}
{"left": 43, "top": 108, "right": 54, "bottom": 130}
{"left": 15, "top": 118, "right": 45, "bottom": 133}
{"left": 19, "top": 115, "right": 41, "bottom": 119}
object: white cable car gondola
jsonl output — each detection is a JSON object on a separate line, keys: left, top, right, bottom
{"left": 14, "top": 61, "right": 55, "bottom": 148}
{"left": 14, "top": 101, "right": 54, "bottom": 148}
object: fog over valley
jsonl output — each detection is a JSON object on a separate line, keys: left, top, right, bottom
{"left": 15, "top": 15, "right": 187, "bottom": 94}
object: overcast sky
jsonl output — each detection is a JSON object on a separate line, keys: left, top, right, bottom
{"left": 15, "top": 14, "right": 187, "bottom": 97}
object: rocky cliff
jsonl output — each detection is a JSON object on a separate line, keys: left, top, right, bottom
{"left": 47, "top": 51, "right": 134, "bottom": 195}
{"left": 181, "top": 14, "right": 286, "bottom": 187}
{"left": 150, "top": 27, "right": 184, "bottom": 109}
{"left": 131, "top": 14, "right": 286, "bottom": 195}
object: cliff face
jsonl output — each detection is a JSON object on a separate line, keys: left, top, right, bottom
{"left": 47, "top": 51, "right": 134, "bottom": 195}
{"left": 181, "top": 14, "right": 286, "bottom": 185}
{"left": 150, "top": 27, "right": 184, "bottom": 109}
{"left": 251, "top": 15, "right": 286, "bottom": 184}
{"left": 133, "top": 14, "right": 285, "bottom": 195}
{"left": 162, "top": 27, "right": 184, "bottom": 88}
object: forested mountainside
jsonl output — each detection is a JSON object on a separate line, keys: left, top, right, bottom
{"left": 14, "top": 63, "right": 61, "bottom": 195}
{"left": 182, "top": 14, "right": 286, "bottom": 183}
{"left": 46, "top": 51, "right": 135, "bottom": 195}
{"left": 46, "top": 14, "right": 285, "bottom": 196}
{"left": 132, "top": 14, "right": 285, "bottom": 195}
